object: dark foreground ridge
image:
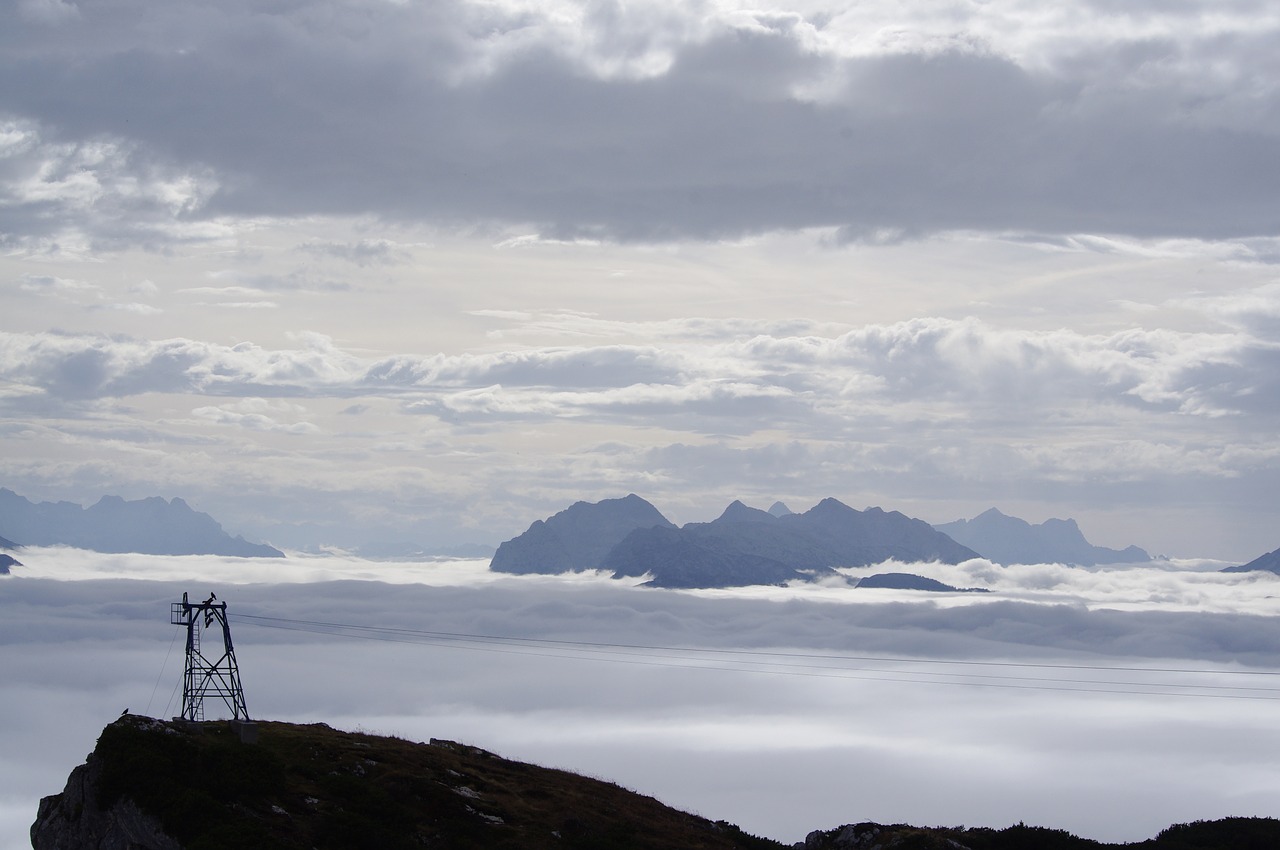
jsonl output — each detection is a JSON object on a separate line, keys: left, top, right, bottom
{"left": 33, "top": 716, "right": 1280, "bottom": 850}
{"left": 32, "top": 715, "right": 783, "bottom": 850}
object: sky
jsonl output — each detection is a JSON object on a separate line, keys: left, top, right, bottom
{"left": 3, "top": 0, "right": 1280, "bottom": 560}
{"left": 6, "top": 552, "right": 1280, "bottom": 850}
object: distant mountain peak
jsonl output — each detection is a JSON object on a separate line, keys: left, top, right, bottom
{"left": 0, "top": 489, "right": 283, "bottom": 557}
{"left": 714, "top": 501, "right": 776, "bottom": 524}
{"left": 934, "top": 509, "right": 1148, "bottom": 566}
{"left": 606, "top": 496, "right": 979, "bottom": 588}
{"left": 767, "top": 501, "right": 793, "bottom": 517}
{"left": 490, "top": 494, "right": 674, "bottom": 574}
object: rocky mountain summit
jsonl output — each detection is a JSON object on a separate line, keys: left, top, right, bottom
{"left": 492, "top": 496, "right": 978, "bottom": 588}
{"left": 934, "top": 508, "right": 1150, "bottom": 566}
{"left": 1221, "top": 546, "right": 1280, "bottom": 574}
{"left": 33, "top": 716, "right": 1280, "bottom": 850}
{"left": 0, "top": 488, "right": 283, "bottom": 558}
{"left": 490, "top": 494, "right": 675, "bottom": 574}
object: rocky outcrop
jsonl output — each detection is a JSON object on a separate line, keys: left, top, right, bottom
{"left": 0, "top": 489, "right": 283, "bottom": 558}
{"left": 604, "top": 498, "right": 981, "bottom": 588}
{"left": 32, "top": 727, "right": 182, "bottom": 850}
{"left": 1222, "top": 547, "right": 1280, "bottom": 574}
{"left": 934, "top": 508, "right": 1150, "bottom": 566}
{"left": 490, "top": 494, "right": 675, "bottom": 574}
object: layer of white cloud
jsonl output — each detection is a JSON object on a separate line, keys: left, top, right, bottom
{"left": 2, "top": 315, "right": 1275, "bottom": 417}
{"left": 6, "top": 557, "right": 1280, "bottom": 849}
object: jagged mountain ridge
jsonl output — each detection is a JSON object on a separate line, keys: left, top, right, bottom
{"left": 607, "top": 498, "right": 981, "bottom": 587}
{"left": 934, "top": 507, "right": 1150, "bottom": 566}
{"left": 492, "top": 496, "right": 980, "bottom": 588}
{"left": 0, "top": 488, "right": 284, "bottom": 558}
{"left": 32, "top": 716, "right": 1280, "bottom": 850}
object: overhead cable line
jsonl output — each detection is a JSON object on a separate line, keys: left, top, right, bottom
{"left": 232, "top": 612, "right": 1280, "bottom": 701}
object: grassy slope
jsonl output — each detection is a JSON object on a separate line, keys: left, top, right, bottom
{"left": 91, "top": 716, "right": 784, "bottom": 850}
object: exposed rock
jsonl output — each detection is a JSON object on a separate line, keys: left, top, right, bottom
{"left": 31, "top": 746, "right": 182, "bottom": 850}
{"left": 934, "top": 508, "right": 1150, "bottom": 566}
{"left": 0, "top": 488, "right": 283, "bottom": 558}
{"left": 1222, "top": 547, "right": 1280, "bottom": 574}
{"left": 490, "top": 494, "right": 674, "bottom": 574}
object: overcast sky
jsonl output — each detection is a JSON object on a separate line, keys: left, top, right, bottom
{"left": 3, "top": 0, "right": 1279, "bottom": 560}
{"left": 6, "top": 554, "right": 1280, "bottom": 848}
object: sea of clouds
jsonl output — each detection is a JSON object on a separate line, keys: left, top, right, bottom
{"left": 4, "top": 550, "right": 1280, "bottom": 849}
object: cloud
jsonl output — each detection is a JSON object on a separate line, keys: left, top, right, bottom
{"left": 17, "top": 273, "right": 97, "bottom": 295}
{"left": 296, "top": 238, "right": 408, "bottom": 267}
{"left": 2, "top": 317, "right": 1274, "bottom": 419}
{"left": 6, "top": 560, "right": 1280, "bottom": 850}
{"left": 1183, "top": 282, "right": 1280, "bottom": 338}
{"left": 191, "top": 399, "right": 321, "bottom": 435}
{"left": 0, "top": 115, "right": 219, "bottom": 253}
{"left": 2, "top": 0, "right": 1278, "bottom": 245}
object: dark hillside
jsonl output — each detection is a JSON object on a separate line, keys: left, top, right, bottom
{"left": 33, "top": 716, "right": 1280, "bottom": 850}
{"left": 32, "top": 715, "right": 784, "bottom": 850}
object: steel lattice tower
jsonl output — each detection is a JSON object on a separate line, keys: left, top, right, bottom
{"left": 170, "top": 592, "right": 249, "bottom": 721}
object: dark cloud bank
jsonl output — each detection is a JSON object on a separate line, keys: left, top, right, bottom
{"left": 3, "top": 0, "right": 1280, "bottom": 244}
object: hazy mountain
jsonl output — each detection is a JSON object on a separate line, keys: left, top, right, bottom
{"left": 856, "top": 572, "right": 989, "bottom": 593}
{"left": 604, "top": 498, "right": 981, "bottom": 588}
{"left": 354, "top": 540, "right": 496, "bottom": 560}
{"left": 934, "top": 508, "right": 1150, "bottom": 566}
{"left": 1221, "top": 547, "right": 1280, "bottom": 574}
{"left": 0, "top": 489, "right": 284, "bottom": 558}
{"left": 0, "top": 533, "right": 17, "bottom": 550}
{"left": 0, "top": 553, "right": 18, "bottom": 574}
{"left": 489, "top": 494, "right": 675, "bottom": 574}
{"left": 34, "top": 715, "right": 1280, "bottom": 850}
{"left": 767, "top": 501, "right": 793, "bottom": 517}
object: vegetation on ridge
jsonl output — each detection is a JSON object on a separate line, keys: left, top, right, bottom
{"left": 38, "top": 716, "right": 1280, "bottom": 850}
{"left": 83, "top": 716, "right": 783, "bottom": 850}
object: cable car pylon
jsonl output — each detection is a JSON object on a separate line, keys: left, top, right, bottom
{"left": 170, "top": 591, "right": 250, "bottom": 723}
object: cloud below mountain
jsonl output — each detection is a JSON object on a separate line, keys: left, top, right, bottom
{"left": 5, "top": 553, "right": 1280, "bottom": 849}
